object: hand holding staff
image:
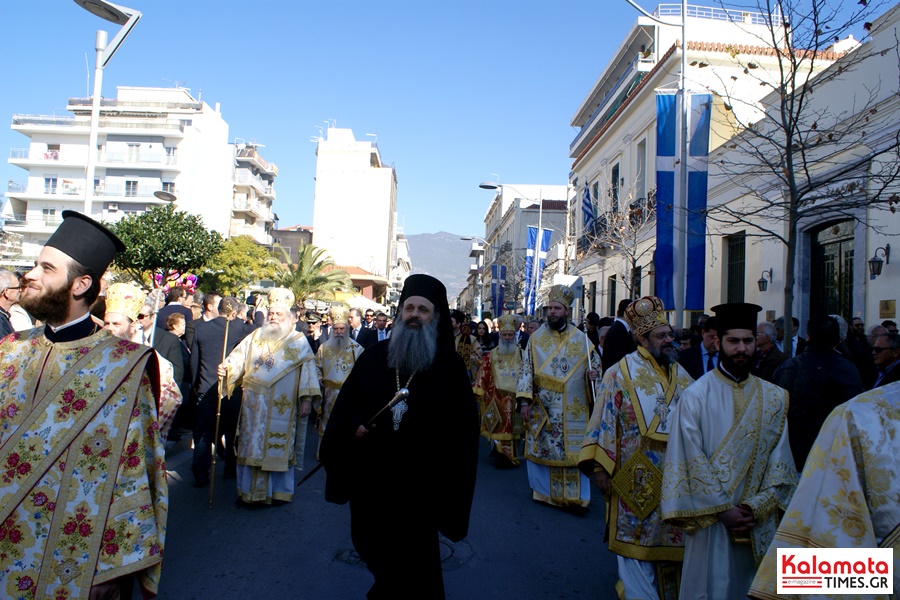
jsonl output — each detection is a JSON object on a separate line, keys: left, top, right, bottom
{"left": 297, "top": 388, "right": 410, "bottom": 487}
{"left": 209, "top": 319, "right": 230, "bottom": 508}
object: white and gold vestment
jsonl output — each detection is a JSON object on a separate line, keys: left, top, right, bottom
{"left": 223, "top": 329, "right": 320, "bottom": 503}
{"left": 749, "top": 382, "right": 900, "bottom": 600}
{"left": 315, "top": 338, "right": 364, "bottom": 450}
{"left": 517, "top": 324, "right": 599, "bottom": 507}
{"left": 661, "top": 369, "right": 797, "bottom": 599}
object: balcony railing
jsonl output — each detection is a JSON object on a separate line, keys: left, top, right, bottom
{"left": 12, "top": 115, "right": 185, "bottom": 132}
{"left": 3, "top": 214, "right": 64, "bottom": 228}
{"left": 99, "top": 152, "right": 178, "bottom": 166}
{"left": 571, "top": 53, "right": 648, "bottom": 152}
{"left": 655, "top": 4, "right": 776, "bottom": 26}
{"left": 7, "top": 181, "right": 26, "bottom": 193}
{"left": 9, "top": 148, "right": 63, "bottom": 160}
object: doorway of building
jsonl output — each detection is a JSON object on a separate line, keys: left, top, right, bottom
{"left": 810, "top": 220, "right": 854, "bottom": 318}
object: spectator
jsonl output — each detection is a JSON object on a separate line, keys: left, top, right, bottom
{"left": 752, "top": 320, "right": 787, "bottom": 382}
{"left": 872, "top": 332, "right": 900, "bottom": 388}
{"left": 156, "top": 285, "right": 193, "bottom": 329}
{"left": 771, "top": 315, "right": 864, "bottom": 470}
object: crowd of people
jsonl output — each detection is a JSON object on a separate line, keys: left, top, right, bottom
{"left": 0, "top": 210, "right": 897, "bottom": 598}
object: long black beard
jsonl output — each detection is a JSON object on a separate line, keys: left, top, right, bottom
{"left": 720, "top": 351, "right": 753, "bottom": 379}
{"left": 20, "top": 279, "right": 72, "bottom": 325}
{"left": 388, "top": 315, "right": 439, "bottom": 375}
{"left": 548, "top": 315, "right": 566, "bottom": 331}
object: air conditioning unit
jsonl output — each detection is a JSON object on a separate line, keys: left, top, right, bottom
{"left": 108, "top": 203, "right": 119, "bottom": 211}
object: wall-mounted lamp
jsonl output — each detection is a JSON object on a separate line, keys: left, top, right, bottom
{"left": 868, "top": 244, "right": 891, "bottom": 279}
{"left": 757, "top": 268, "right": 773, "bottom": 292}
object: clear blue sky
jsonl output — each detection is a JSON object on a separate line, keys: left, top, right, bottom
{"left": 1, "top": 0, "right": 642, "bottom": 237}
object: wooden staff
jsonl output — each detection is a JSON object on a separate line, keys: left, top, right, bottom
{"left": 584, "top": 331, "right": 598, "bottom": 416}
{"left": 209, "top": 318, "right": 230, "bottom": 508}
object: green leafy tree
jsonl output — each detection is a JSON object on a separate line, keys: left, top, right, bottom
{"left": 196, "top": 235, "right": 279, "bottom": 295}
{"left": 109, "top": 204, "right": 223, "bottom": 287}
{"left": 273, "top": 243, "right": 351, "bottom": 301}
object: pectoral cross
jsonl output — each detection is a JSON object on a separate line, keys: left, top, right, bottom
{"left": 654, "top": 394, "right": 670, "bottom": 431}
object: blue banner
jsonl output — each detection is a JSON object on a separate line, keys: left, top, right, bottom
{"left": 530, "top": 228, "right": 552, "bottom": 315}
{"left": 686, "top": 93, "right": 711, "bottom": 310}
{"left": 523, "top": 226, "right": 537, "bottom": 315}
{"left": 490, "top": 264, "right": 498, "bottom": 313}
{"left": 498, "top": 265, "right": 506, "bottom": 313}
{"left": 655, "top": 91, "right": 677, "bottom": 309}
{"left": 654, "top": 90, "right": 711, "bottom": 311}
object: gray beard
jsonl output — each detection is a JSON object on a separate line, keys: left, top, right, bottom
{"left": 259, "top": 320, "right": 292, "bottom": 342}
{"left": 497, "top": 339, "right": 517, "bottom": 354}
{"left": 387, "top": 315, "right": 439, "bottom": 374}
{"left": 327, "top": 334, "right": 349, "bottom": 351}
{"left": 649, "top": 346, "right": 678, "bottom": 367}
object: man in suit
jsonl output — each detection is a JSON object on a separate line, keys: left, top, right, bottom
{"left": 771, "top": 315, "right": 864, "bottom": 470}
{"left": 156, "top": 285, "right": 193, "bottom": 329}
{"left": 364, "top": 309, "right": 376, "bottom": 329}
{"left": 601, "top": 298, "right": 636, "bottom": 373}
{"left": 775, "top": 316, "right": 806, "bottom": 357}
{"left": 872, "top": 332, "right": 900, "bottom": 388}
{"left": 374, "top": 311, "right": 391, "bottom": 342}
{"left": 349, "top": 307, "right": 377, "bottom": 349}
{"left": 677, "top": 316, "right": 719, "bottom": 381}
{"left": 190, "top": 296, "right": 255, "bottom": 485}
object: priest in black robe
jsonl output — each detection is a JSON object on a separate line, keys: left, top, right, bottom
{"left": 321, "top": 274, "right": 479, "bottom": 599}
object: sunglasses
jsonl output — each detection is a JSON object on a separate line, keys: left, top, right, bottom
{"left": 871, "top": 347, "right": 893, "bottom": 354}
{"left": 138, "top": 314, "right": 151, "bottom": 319}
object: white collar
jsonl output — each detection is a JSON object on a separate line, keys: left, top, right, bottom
{"left": 47, "top": 311, "right": 92, "bottom": 333}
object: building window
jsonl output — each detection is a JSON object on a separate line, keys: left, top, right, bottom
{"left": 42, "top": 208, "right": 57, "bottom": 226}
{"left": 592, "top": 181, "right": 600, "bottom": 208}
{"left": 165, "top": 146, "right": 177, "bottom": 165}
{"left": 611, "top": 163, "right": 620, "bottom": 212}
{"left": 636, "top": 140, "right": 647, "bottom": 201}
{"left": 125, "top": 180, "right": 138, "bottom": 197}
{"left": 726, "top": 232, "right": 746, "bottom": 303}
{"left": 607, "top": 274, "right": 617, "bottom": 317}
{"left": 589, "top": 280, "right": 597, "bottom": 314}
{"left": 44, "top": 177, "right": 57, "bottom": 194}
{"left": 162, "top": 181, "right": 175, "bottom": 193}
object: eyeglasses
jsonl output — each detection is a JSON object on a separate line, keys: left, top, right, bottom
{"left": 138, "top": 314, "right": 151, "bottom": 319}
{"left": 4, "top": 286, "right": 21, "bottom": 291}
{"left": 871, "top": 347, "right": 891, "bottom": 354}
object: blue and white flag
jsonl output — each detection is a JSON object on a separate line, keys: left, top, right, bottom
{"left": 524, "top": 227, "right": 553, "bottom": 315}
{"left": 581, "top": 185, "right": 595, "bottom": 237}
{"left": 523, "top": 226, "right": 537, "bottom": 315}
{"left": 654, "top": 90, "right": 712, "bottom": 310}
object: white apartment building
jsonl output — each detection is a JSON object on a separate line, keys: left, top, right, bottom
{"left": 2, "top": 86, "right": 277, "bottom": 263}
{"left": 567, "top": 4, "right": 823, "bottom": 318}
{"left": 479, "top": 183, "right": 569, "bottom": 316}
{"left": 312, "top": 127, "right": 397, "bottom": 286}
{"left": 231, "top": 142, "right": 278, "bottom": 244}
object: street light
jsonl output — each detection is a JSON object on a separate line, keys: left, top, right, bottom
{"left": 74, "top": 0, "right": 143, "bottom": 217}
{"left": 479, "top": 182, "right": 548, "bottom": 315}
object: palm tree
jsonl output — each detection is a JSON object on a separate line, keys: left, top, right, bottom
{"left": 271, "top": 243, "right": 351, "bottom": 301}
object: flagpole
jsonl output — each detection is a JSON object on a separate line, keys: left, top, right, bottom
{"left": 532, "top": 190, "right": 543, "bottom": 315}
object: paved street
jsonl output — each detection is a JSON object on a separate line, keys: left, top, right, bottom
{"left": 157, "top": 422, "right": 617, "bottom": 598}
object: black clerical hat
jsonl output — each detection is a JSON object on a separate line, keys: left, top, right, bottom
{"left": 397, "top": 274, "right": 453, "bottom": 346}
{"left": 710, "top": 302, "right": 762, "bottom": 336}
{"left": 44, "top": 211, "right": 125, "bottom": 275}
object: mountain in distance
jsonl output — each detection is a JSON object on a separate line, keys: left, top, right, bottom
{"left": 406, "top": 231, "right": 474, "bottom": 301}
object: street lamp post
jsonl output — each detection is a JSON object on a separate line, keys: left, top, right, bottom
{"left": 479, "top": 182, "right": 547, "bottom": 315}
{"left": 74, "top": 0, "right": 142, "bottom": 217}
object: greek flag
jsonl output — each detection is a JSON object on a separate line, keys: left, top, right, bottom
{"left": 524, "top": 226, "right": 552, "bottom": 315}
{"left": 490, "top": 265, "right": 499, "bottom": 314}
{"left": 497, "top": 265, "right": 507, "bottom": 314}
{"left": 581, "top": 185, "right": 595, "bottom": 236}
{"left": 654, "top": 90, "right": 712, "bottom": 310}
